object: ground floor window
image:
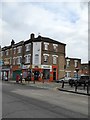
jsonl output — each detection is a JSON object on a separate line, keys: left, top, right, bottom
{"left": 43, "top": 69, "right": 50, "bottom": 80}
{"left": 65, "top": 72, "right": 71, "bottom": 77}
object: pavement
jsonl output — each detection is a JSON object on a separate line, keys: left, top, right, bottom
{"left": 5, "top": 80, "right": 90, "bottom": 96}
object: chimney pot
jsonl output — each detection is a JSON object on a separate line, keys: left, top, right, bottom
{"left": 30, "top": 33, "right": 35, "bottom": 39}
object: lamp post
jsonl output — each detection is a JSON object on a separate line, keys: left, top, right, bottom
{"left": 75, "top": 67, "right": 79, "bottom": 92}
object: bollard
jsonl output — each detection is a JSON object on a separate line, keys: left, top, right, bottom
{"left": 62, "top": 80, "right": 64, "bottom": 88}
{"left": 42, "top": 77, "right": 44, "bottom": 83}
{"left": 71, "top": 82, "right": 73, "bottom": 87}
{"left": 83, "top": 82, "right": 86, "bottom": 90}
{"left": 75, "top": 85, "right": 77, "bottom": 92}
{"left": 87, "top": 85, "right": 89, "bottom": 94}
{"left": 75, "top": 81, "right": 78, "bottom": 92}
{"left": 34, "top": 78, "right": 35, "bottom": 84}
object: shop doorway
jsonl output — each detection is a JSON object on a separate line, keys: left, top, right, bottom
{"left": 34, "top": 71, "right": 40, "bottom": 81}
{"left": 43, "top": 69, "right": 50, "bottom": 80}
{"left": 13, "top": 70, "right": 22, "bottom": 80}
{"left": 53, "top": 68, "right": 56, "bottom": 81}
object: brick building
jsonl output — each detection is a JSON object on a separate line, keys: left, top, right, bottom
{"left": 65, "top": 57, "right": 81, "bottom": 78}
{"left": 11, "top": 40, "right": 24, "bottom": 80}
{"left": 0, "top": 46, "right": 2, "bottom": 80}
{"left": 1, "top": 33, "right": 66, "bottom": 82}
{"left": 81, "top": 63, "right": 89, "bottom": 75}
{"left": 22, "top": 33, "right": 66, "bottom": 82}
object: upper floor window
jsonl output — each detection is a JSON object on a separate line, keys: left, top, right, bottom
{"left": 74, "top": 60, "right": 78, "bottom": 67}
{"left": 1, "top": 51, "right": 3, "bottom": 57}
{"left": 53, "top": 44, "right": 58, "bottom": 52}
{"left": 24, "top": 54, "right": 31, "bottom": 63}
{"left": 25, "top": 43, "right": 31, "bottom": 52}
{"left": 17, "top": 56, "right": 22, "bottom": 64}
{"left": 52, "top": 55, "right": 58, "bottom": 64}
{"left": 43, "top": 54, "right": 49, "bottom": 62}
{"left": 13, "top": 48, "right": 16, "bottom": 54}
{"left": 17, "top": 46, "right": 22, "bottom": 53}
{"left": 13, "top": 57, "right": 16, "bottom": 65}
{"left": 66, "top": 59, "right": 70, "bottom": 67}
{"left": 6, "top": 50, "right": 9, "bottom": 56}
{"left": 44, "top": 42, "right": 49, "bottom": 50}
{"left": 0, "top": 52, "right": 1, "bottom": 57}
{"left": 44, "top": 55, "right": 48, "bottom": 62}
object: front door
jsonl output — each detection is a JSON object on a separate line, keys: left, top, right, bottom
{"left": 53, "top": 68, "right": 56, "bottom": 81}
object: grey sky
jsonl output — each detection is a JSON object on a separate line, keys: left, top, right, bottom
{"left": 0, "top": 0, "right": 89, "bottom": 63}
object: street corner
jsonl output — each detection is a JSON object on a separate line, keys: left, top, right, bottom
{"left": 52, "top": 87, "right": 60, "bottom": 91}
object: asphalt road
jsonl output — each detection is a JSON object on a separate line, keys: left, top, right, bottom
{"left": 2, "top": 82, "right": 89, "bottom": 119}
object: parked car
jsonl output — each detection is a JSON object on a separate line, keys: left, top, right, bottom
{"left": 56, "top": 77, "right": 71, "bottom": 83}
{"left": 69, "top": 75, "right": 90, "bottom": 86}
{"left": 2, "top": 76, "right": 8, "bottom": 81}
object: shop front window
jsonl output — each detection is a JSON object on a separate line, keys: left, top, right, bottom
{"left": 43, "top": 69, "right": 50, "bottom": 80}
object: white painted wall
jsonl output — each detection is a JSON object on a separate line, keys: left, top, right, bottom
{"left": 32, "top": 42, "right": 41, "bottom": 65}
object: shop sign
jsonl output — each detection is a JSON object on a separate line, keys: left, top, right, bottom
{"left": 22, "top": 65, "right": 30, "bottom": 69}
{"left": 41, "top": 65, "right": 52, "bottom": 70}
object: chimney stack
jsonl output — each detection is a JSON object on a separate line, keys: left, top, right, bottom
{"left": 30, "top": 33, "right": 35, "bottom": 40}
{"left": 11, "top": 39, "right": 15, "bottom": 46}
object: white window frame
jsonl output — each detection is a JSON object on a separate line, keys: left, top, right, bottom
{"left": 53, "top": 44, "right": 58, "bottom": 51}
{"left": 13, "top": 48, "right": 16, "bottom": 54}
{"left": 25, "top": 43, "right": 31, "bottom": 52}
{"left": 53, "top": 56, "right": 56, "bottom": 64}
{"left": 17, "top": 46, "right": 22, "bottom": 53}
{"left": 6, "top": 50, "right": 9, "bottom": 56}
{"left": 0, "top": 52, "right": 1, "bottom": 57}
{"left": 2, "top": 51, "right": 4, "bottom": 56}
{"left": 52, "top": 55, "right": 58, "bottom": 64}
{"left": 43, "top": 54, "right": 49, "bottom": 62}
{"left": 13, "top": 57, "right": 16, "bottom": 65}
{"left": 66, "top": 59, "right": 70, "bottom": 67}
{"left": 44, "top": 42, "right": 49, "bottom": 50}
{"left": 24, "top": 54, "right": 31, "bottom": 63}
{"left": 17, "top": 56, "right": 22, "bottom": 64}
{"left": 65, "top": 71, "right": 71, "bottom": 77}
{"left": 74, "top": 60, "right": 78, "bottom": 67}
{"left": 44, "top": 55, "right": 48, "bottom": 62}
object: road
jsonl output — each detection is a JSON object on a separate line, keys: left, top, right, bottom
{"left": 2, "top": 82, "right": 89, "bottom": 119}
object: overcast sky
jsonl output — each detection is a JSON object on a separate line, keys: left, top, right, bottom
{"left": 0, "top": 0, "right": 89, "bottom": 63}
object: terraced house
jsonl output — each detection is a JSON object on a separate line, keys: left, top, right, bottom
{"left": 65, "top": 57, "right": 81, "bottom": 78}
{"left": 1, "top": 33, "right": 66, "bottom": 82}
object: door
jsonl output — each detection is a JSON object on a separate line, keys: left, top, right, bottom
{"left": 53, "top": 68, "right": 56, "bottom": 81}
{"left": 13, "top": 70, "right": 21, "bottom": 80}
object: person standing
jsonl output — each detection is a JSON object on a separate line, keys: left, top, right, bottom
{"left": 16, "top": 74, "right": 20, "bottom": 83}
{"left": 20, "top": 73, "right": 22, "bottom": 83}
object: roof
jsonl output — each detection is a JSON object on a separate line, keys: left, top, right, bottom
{"left": 13, "top": 41, "right": 24, "bottom": 47}
{"left": 65, "top": 57, "right": 81, "bottom": 60}
{"left": 2, "top": 41, "right": 24, "bottom": 50}
{"left": 2, "top": 45, "right": 11, "bottom": 50}
{"left": 24, "top": 35, "right": 66, "bottom": 45}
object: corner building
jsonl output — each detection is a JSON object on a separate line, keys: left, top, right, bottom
{"left": 23, "top": 33, "right": 66, "bottom": 82}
